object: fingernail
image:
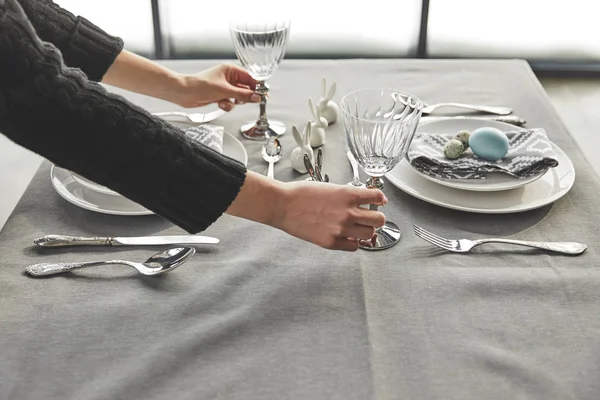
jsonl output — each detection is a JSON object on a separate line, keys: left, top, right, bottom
{"left": 250, "top": 94, "right": 261, "bottom": 102}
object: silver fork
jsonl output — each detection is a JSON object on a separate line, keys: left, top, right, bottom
{"left": 421, "top": 102, "right": 512, "bottom": 116}
{"left": 413, "top": 225, "right": 587, "bottom": 255}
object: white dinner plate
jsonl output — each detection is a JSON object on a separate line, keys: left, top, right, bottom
{"left": 412, "top": 119, "right": 548, "bottom": 192}
{"left": 51, "top": 131, "right": 248, "bottom": 216}
{"left": 385, "top": 142, "right": 575, "bottom": 214}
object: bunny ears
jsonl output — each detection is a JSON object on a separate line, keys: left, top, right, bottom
{"left": 292, "top": 122, "right": 312, "bottom": 148}
{"left": 321, "top": 77, "right": 336, "bottom": 102}
{"left": 290, "top": 122, "right": 315, "bottom": 174}
{"left": 308, "top": 97, "right": 327, "bottom": 126}
{"left": 317, "top": 77, "right": 340, "bottom": 124}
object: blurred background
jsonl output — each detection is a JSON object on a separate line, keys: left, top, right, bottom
{"left": 55, "top": 0, "right": 600, "bottom": 76}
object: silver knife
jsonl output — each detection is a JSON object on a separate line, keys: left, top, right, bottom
{"left": 420, "top": 115, "right": 526, "bottom": 126}
{"left": 33, "top": 234, "right": 219, "bottom": 248}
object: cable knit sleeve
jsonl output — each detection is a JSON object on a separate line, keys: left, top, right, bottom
{"left": 17, "top": 0, "right": 124, "bottom": 81}
{"left": 0, "top": 0, "right": 247, "bottom": 233}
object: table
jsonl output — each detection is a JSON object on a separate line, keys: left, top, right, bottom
{"left": 1, "top": 60, "right": 599, "bottom": 400}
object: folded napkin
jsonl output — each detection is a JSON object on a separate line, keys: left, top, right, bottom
{"left": 184, "top": 124, "right": 224, "bottom": 153}
{"left": 407, "top": 128, "right": 559, "bottom": 180}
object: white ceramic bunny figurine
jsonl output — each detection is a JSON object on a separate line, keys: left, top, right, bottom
{"left": 308, "top": 97, "right": 328, "bottom": 148}
{"left": 317, "top": 77, "right": 339, "bottom": 124}
{"left": 290, "top": 122, "right": 315, "bottom": 174}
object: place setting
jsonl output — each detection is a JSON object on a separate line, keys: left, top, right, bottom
{"left": 385, "top": 118, "right": 576, "bottom": 214}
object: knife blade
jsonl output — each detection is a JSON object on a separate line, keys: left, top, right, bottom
{"left": 33, "top": 234, "right": 219, "bottom": 248}
{"left": 420, "top": 115, "right": 526, "bottom": 126}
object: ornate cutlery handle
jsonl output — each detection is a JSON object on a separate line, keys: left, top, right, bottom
{"left": 314, "top": 148, "right": 325, "bottom": 182}
{"left": 34, "top": 235, "right": 113, "bottom": 247}
{"left": 427, "top": 103, "right": 512, "bottom": 115}
{"left": 477, "top": 239, "right": 587, "bottom": 255}
{"left": 26, "top": 261, "right": 112, "bottom": 276}
{"left": 488, "top": 115, "right": 526, "bottom": 126}
{"left": 303, "top": 154, "right": 319, "bottom": 181}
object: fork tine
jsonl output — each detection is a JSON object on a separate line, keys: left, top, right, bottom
{"left": 413, "top": 225, "right": 453, "bottom": 244}
{"left": 414, "top": 231, "right": 452, "bottom": 250}
{"left": 413, "top": 225, "right": 454, "bottom": 249}
{"left": 413, "top": 228, "right": 453, "bottom": 250}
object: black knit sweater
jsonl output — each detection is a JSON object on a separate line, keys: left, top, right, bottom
{"left": 0, "top": 0, "right": 247, "bottom": 233}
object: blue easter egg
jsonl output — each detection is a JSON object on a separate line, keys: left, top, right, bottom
{"left": 468, "top": 127, "right": 509, "bottom": 161}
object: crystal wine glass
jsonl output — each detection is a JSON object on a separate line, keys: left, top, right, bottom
{"left": 341, "top": 88, "right": 423, "bottom": 250}
{"left": 229, "top": 21, "right": 291, "bottom": 140}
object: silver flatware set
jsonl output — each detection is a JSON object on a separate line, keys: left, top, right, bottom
{"left": 26, "top": 234, "right": 219, "bottom": 278}
{"left": 25, "top": 101, "right": 579, "bottom": 278}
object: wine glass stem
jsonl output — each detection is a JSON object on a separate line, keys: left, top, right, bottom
{"left": 256, "top": 82, "right": 270, "bottom": 137}
{"left": 366, "top": 176, "right": 384, "bottom": 230}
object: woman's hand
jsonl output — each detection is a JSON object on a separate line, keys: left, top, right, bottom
{"left": 102, "top": 51, "right": 260, "bottom": 111}
{"left": 174, "top": 64, "right": 262, "bottom": 111}
{"left": 226, "top": 172, "right": 387, "bottom": 252}
{"left": 275, "top": 181, "right": 387, "bottom": 251}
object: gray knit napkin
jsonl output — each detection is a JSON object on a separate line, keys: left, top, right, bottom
{"left": 407, "top": 128, "right": 559, "bottom": 180}
{"left": 184, "top": 124, "right": 224, "bottom": 153}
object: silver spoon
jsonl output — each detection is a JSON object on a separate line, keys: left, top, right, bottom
{"left": 25, "top": 247, "right": 196, "bottom": 277}
{"left": 262, "top": 138, "right": 282, "bottom": 179}
{"left": 346, "top": 151, "right": 365, "bottom": 187}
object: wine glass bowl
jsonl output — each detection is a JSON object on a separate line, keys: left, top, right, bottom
{"left": 230, "top": 22, "right": 290, "bottom": 81}
{"left": 229, "top": 21, "right": 291, "bottom": 140}
{"left": 341, "top": 88, "right": 423, "bottom": 250}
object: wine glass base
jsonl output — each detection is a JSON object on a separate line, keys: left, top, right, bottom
{"left": 240, "top": 120, "right": 287, "bottom": 140}
{"left": 359, "top": 221, "right": 401, "bottom": 251}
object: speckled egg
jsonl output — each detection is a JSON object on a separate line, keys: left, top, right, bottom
{"left": 454, "top": 130, "right": 471, "bottom": 150}
{"left": 443, "top": 139, "right": 464, "bottom": 159}
{"left": 468, "top": 127, "right": 509, "bottom": 161}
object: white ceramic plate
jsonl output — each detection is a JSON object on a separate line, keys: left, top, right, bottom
{"left": 412, "top": 119, "right": 547, "bottom": 192}
{"left": 385, "top": 142, "right": 575, "bottom": 214}
{"left": 51, "top": 132, "right": 248, "bottom": 216}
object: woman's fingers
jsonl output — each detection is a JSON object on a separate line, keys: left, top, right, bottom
{"left": 352, "top": 188, "right": 388, "bottom": 206}
{"left": 351, "top": 207, "right": 386, "bottom": 229}
{"left": 341, "top": 224, "right": 376, "bottom": 240}
{"left": 229, "top": 65, "right": 260, "bottom": 88}
{"left": 352, "top": 188, "right": 387, "bottom": 206}
{"left": 332, "top": 237, "right": 360, "bottom": 252}
{"left": 217, "top": 99, "right": 235, "bottom": 111}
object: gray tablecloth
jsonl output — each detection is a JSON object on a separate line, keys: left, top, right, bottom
{"left": 1, "top": 60, "right": 599, "bottom": 400}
